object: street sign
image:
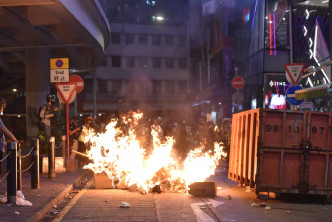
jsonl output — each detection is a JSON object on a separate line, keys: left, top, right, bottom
{"left": 55, "top": 82, "right": 76, "bottom": 159}
{"left": 50, "top": 58, "right": 69, "bottom": 83}
{"left": 55, "top": 83, "right": 76, "bottom": 103}
{"left": 57, "top": 90, "right": 76, "bottom": 104}
{"left": 231, "top": 76, "right": 245, "bottom": 90}
{"left": 69, "top": 75, "right": 84, "bottom": 93}
{"left": 232, "top": 91, "right": 244, "bottom": 104}
{"left": 286, "top": 85, "right": 304, "bottom": 106}
{"left": 50, "top": 69, "right": 69, "bottom": 83}
{"left": 285, "top": 63, "right": 306, "bottom": 85}
{"left": 50, "top": 58, "right": 69, "bottom": 69}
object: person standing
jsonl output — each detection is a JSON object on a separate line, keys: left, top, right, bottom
{"left": 0, "top": 97, "right": 19, "bottom": 173}
{"left": 69, "top": 117, "right": 81, "bottom": 159}
{"left": 39, "top": 94, "right": 62, "bottom": 139}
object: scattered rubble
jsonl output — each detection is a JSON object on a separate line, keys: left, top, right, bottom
{"left": 119, "top": 202, "right": 130, "bottom": 208}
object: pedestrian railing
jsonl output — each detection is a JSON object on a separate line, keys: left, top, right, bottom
{"left": 0, "top": 135, "right": 67, "bottom": 204}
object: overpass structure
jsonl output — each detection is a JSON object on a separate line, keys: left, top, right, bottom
{"left": 0, "top": 0, "right": 110, "bottom": 138}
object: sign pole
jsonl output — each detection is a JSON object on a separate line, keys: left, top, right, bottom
{"left": 66, "top": 102, "right": 70, "bottom": 159}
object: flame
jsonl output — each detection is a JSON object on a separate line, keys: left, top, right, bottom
{"left": 82, "top": 112, "right": 227, "bottom": 193}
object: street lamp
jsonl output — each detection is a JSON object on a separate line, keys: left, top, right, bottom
{"left": 156, "top": 16, "right": 165, "bottom": 21}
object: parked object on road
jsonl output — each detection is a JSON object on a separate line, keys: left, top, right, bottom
{"left": 188, "top": 182, "right": 216, "bottom": 197}
{"left": 119, "top": 202, "right": 130, "bottom": 208}
{"left": 229, "top": 108, "right": 332, "bottom": 199}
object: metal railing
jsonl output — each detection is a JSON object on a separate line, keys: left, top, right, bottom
{"left": 0, "top": 135, "right": 68, "bottom": 204}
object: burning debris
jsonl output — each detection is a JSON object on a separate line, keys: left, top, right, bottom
{"left": 78, "top": 112, "right": 227, "bottom": 194}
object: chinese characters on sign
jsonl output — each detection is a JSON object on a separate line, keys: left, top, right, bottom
{"left": 50, "top": 58, "right": 69, "bottom": 83}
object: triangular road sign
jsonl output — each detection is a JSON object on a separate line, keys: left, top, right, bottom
{"left": 55, "top": 83, "right": 76, "bottom": 103}
{"left": 285, "top": 63, "right": 306, "bottom": 85}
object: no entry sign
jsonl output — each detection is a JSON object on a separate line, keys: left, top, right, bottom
{"left": 231, "top": 76, "right": 245, "bottom": 90}
{"left": 69, "top": 75, "right": 84, "bottom": 93}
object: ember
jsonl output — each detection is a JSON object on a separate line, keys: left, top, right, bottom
{"left": 80, "top": 112, "right": 227, "bottom": 193}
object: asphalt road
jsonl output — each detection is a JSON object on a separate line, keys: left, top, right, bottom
{"left": 40, "top": 169, "right": 332, "bottom": 222}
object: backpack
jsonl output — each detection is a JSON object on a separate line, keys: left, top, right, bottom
{"left": 36, "top": 105, "right": 46, "bottom": 130}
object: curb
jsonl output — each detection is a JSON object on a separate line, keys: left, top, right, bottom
{"left": 26, "top": 170, "right": 88, "bottom": 222}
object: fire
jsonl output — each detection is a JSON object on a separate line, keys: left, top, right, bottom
{"left": 81, "top": 112, "right": 227, "bottom": 193}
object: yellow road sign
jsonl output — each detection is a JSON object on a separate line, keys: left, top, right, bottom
{"left": 50, "top": 58, "right": 69, "bottom": 69}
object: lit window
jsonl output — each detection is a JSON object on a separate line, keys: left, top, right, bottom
{"left": 152, "top": 1, "right": 156, "bottom": 6}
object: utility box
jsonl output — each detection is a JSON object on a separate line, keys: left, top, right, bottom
{"left": 228, "top": 108, "right": 332, "bottom": 197}
{"left": 42, "top": 157, "right": 65, "bottom": 174}
{"left": 66, "top": 159, "right": 78, "bottom": 172}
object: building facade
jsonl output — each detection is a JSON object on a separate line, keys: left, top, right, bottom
{"left": 82, "top": 22, "right": 190, "bottom": 120}
{"left": 238, "top": 0, "right": 331, "bottom": 111}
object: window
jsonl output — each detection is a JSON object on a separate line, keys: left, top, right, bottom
{"left": 165, "top": 58, "right": 174, "bottom": 68}
{"left": 100, "top": 57, "right": 107, "bottom": 66}
{"left": 178, "top": 58, "right": 187, "bottom": 69}
{"left": 98, "top": 80, "right": 107, "bottom": 93}
{"left": 152, "top": 57, "right": 161, "bottom": 68}
{"left": 152, "top": 35, "right": 161, "bottom": 45}
{"left": 112, "top": 80, "right": 122, "bottom": 94}
{"left": 153, "top": 80, "right": 162, "bottom": 94}
{"left": 139, "top": 57, "right": 148, "bottom": 68}
{"left": 126, "top": 57, "right": 135, "bottom": 68}
{"left": 85, "top": 79, "right": 93, "bottom": 93}
{"left": 165, "top": 81, "right": 175, "bottom": 94}
{"left": 111, "top": 32, "right": 121, "bottom": 44}
{"left": 165, "top": 35, "right": 174, "bottom": 46}
{"left": 126, "top": 81, "right": 135, "bottom": 94}
{"left": 112, "top": 56, "right": 121, "bottom": 67}
{"left": 125, "top": 33, "right": 134, "bottom": 44}
{"left": 178, "top": 36, "right": 186, "bottom": 47}
{"left": 178, "top": 80, "right": 187, "bottom": 93}
{"left": 139, "top": 34, "right": 148, "bottom": 45}
{"left": 138, "top": 82, "right": 148, "bottom": 94}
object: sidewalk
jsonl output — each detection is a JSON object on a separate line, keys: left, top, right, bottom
{"left": 0, "top": 168, "right": 87, "bottom": 222}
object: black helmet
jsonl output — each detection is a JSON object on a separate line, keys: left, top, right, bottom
{"left": 46, "top": 94, "right": 56, "bottom": 102}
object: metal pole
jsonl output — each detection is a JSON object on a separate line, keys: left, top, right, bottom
{"left": 31, "top": 138, "right": 40, "bottom": 189}
{"left": 48, "top": 137, "right": 56, "bottom": 179}
{"left": 7, "top": 142, "right": 17, "bottom": 204}
{"left": 66, "top": 103, "right": 70, "bottom": 159}
{"left": 289, "top": 4, "right": 293, "bottom": 63}
{"left": 17, "top": 143, "right": 22, "bottom": 191}
{"left": 93, "top": 73, "right": 97, "bottom": 117}
{"left": 61, "top": 135, "right": 66, "bottom": 167}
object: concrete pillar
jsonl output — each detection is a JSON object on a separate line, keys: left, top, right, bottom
{"left": 329, "top": 1, "right": 332, "bottom": 79}
{"left": 25, "top": 48, "right": 51, "bottom": 139}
